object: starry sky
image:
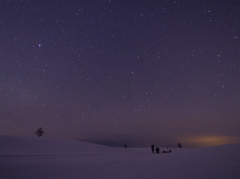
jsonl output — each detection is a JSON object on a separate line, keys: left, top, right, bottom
{"left": 0, "top": 0, "right": 240, "bottom": 148}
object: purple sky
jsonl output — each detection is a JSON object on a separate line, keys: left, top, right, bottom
{"left": 0, "top": 0, "right": 240, "bottom": 148}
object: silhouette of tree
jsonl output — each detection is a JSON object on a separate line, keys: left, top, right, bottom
{"left": 177, "top": 143, "right": 182, "bottom": 148}
{"left": 35, "top": 127, "right": 44, "bottom": 137}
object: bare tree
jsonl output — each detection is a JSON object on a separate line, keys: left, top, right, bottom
{"left": 35, "top": 127, "right": 44, "bottom": 137}
{"left": 177, "top": 143, "right": 182, "bottom": 148}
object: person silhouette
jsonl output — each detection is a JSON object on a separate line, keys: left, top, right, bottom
{"left": 151, "top": 144, "right": 155, "bottom": 153}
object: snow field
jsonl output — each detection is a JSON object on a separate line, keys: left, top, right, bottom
{"left": 1, "top": 135, "right": 240, "bottom": 179}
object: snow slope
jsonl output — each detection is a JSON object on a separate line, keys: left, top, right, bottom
{"left": 0, "top": 135, "right": 240, "bottom": 179}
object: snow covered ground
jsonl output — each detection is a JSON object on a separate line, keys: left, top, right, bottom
{"left": 1, "top": 135, "right": 240, "bottom": 179}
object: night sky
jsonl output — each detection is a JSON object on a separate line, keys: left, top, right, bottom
{"left": 1, "top": 0, "right": 240, "bottom": 148}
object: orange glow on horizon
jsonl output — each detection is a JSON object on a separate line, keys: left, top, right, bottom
{"left": 185, "top": 135, "right": 240, "bottom": 148}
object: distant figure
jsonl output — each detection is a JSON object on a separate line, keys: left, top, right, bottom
{"left": 151, "top": 144, "right": 155, "bottom": 153}
{"left": 169, "top": 149, "right": 171, "bottom": 153}
{"left": 156, "top": 147, "right": 160, "bottom": 153}
{"left": 124, "top": 142, "right": 127, "bottom": 149}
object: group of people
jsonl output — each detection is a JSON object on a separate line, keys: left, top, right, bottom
{"left": 151, "top": 144, "right": 171, "bottom": 154}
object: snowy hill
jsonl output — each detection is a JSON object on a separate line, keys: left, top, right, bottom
{"left": 0, "top": 135, "right": 240, "bottom": 179}
{"left": 0, "top": 135, "right": 113, "bottom": 155}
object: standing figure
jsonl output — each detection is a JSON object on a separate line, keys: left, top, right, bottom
{"left": 151, "top": 144, "right": 155, "bottom": 153}
{"left": 156, "top": 147, "right": 160, "bottom": 153}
